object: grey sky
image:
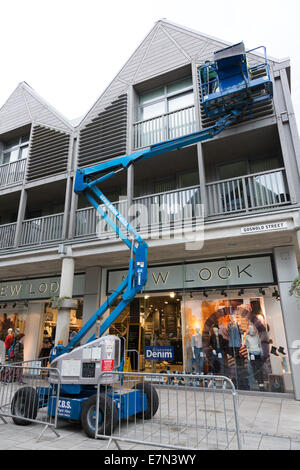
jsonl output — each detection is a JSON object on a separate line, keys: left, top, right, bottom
{"left": 0, "top": 0, "right": 299, "bottom": 130}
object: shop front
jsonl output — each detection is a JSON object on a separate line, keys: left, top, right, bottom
{"left": 107, "top": 254, "right": 293, "bottom": 394}
{"left": 0, "top": 274, "right": 85, "bottom": 361}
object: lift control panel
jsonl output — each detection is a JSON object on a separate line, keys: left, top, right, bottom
{"left": 49, "top": 335, "right": 121, "bottom": 386}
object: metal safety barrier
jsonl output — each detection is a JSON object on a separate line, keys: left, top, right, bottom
{"left": 0, "top": 359, "right": 61, "bottom": 441}
{"left": 95, "top": 371, "right": 242, "bottom": 450}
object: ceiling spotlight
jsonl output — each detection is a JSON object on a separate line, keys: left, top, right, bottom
{"left": 203, "top": 290, "right": 208, "bottom": 298}
{"left": 238, "top": 288, "right": 244, "bottom": 296}
{"left": 221, "top": 290, "right": 227, "bottom": 297}
{"left": 169, "top": 292, "right": 175, "bottom": 298}
{"left": 144, "top": 295, "right": 150, "bottom": 299}
{"left": 259, "top": 288, "right": 265, "bottom": 296}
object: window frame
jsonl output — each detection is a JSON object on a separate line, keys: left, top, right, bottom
{"left": 137, "top": 76, "right": 194, "bottom": 122}
{"left": 216, "top": 155, "right": 283, "bottom": 181}
{"left": 1, "top": 135, "right": 30, "bottom": 166}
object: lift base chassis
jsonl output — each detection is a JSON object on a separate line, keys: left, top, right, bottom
{"left": 39, "top": 386, "right": 147, "bottom": 422}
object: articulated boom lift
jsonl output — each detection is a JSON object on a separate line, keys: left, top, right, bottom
{"left": 12, "top": 41, "right": 273, "bottom": 437}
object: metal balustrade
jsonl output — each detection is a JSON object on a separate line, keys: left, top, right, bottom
{"left": 75, "top": 200, "right": 128, "bottom": 239}
{"left": 133, "top": 105, "right": 196, "bottom": 149}
{"left": 75, "top": 187, "right": 202, "bottom": 239}
{"left": 74, "top": 170, "right": 290, "bottom": 240}
{"left": 20, "top": 213, "right": 64, "bottom": 246}
{"left": 132, "top": 185, "right": 203, "bottom": 234}
{"left": 0, "top": 159, "right": 27, "bottom": 188}
{"left": 206, "top": 168, "right": 290, "bottom": 216}
{"left": 0, "top": 168, "right": 292, "bottom": 251}
{"left": 0, "top": 223, "right": 17, "bottom": 249}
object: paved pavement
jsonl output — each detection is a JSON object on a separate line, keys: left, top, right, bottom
{"left": 1, "top": 391, "right": 300, "bottom": 450}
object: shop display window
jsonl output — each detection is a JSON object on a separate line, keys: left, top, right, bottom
{"left": 109, "top": 294, "right": 183, "bottom": 373}
{"left": 39, "top": 299, "right": 83, "bottom": 361}
{"left": 0, "top": 305, "right": 27, "bottom": 341}
{"left": 182, "top": 292, "right": 292, "bottom": 393}
{"left": 107, "top": 286, "right": 292, "bottom": 393}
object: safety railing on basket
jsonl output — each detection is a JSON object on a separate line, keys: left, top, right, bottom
{"left": 94, "top": 371, "right": 241, "bottom": 450}
{"left": 0, "top": 359, "right": 61, "bottom": 441}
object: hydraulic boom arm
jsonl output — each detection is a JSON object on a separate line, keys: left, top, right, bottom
{"left": 65, "top": 109, "right": 243, "bottom": 352}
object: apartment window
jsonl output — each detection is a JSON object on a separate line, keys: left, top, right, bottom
{"left": 249, "top": 156, "right": 281, "bottom": 174}
{"left": 1, "top": 135, "right": 29, "bottom": 165}
{"left": 217, "top": 157, "right": 282, "bottom": 181}
{"left": 138, "top": 77, "right": 193, "bottom": 121}
{"left": 178, "top": 170, "right": 199, "bottom": 188}
{"left": 217, "top": 161, "right": 247, "bottom": 180}
{"left": 135, "top": 77, "right": 195, "bottom": 148}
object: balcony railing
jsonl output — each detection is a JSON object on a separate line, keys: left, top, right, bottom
{"left": 0, "top": 169, "right": 292, "bottom": 251}
{"left": 133, "top": 105, "right": 196, "bottom": 149}
{"left": 132, "top": 186, "right": 202, "bottom": 233}
{"left": 206, "top": 168, "right": 290, "bottom": 216}
{"left": 75, "top": 187, "right": 202, "bottom": 239}
{"left": 0, "top": 158, "right": 27, "bottom": 189}
{"left": 0, "top": 223, "right": 17, "bottom": 249}
{"left": 20, "top": 213, "right": 64, "bottom": 246}
{"left": 75, "top": 200, "right": 128, "bottom": 239}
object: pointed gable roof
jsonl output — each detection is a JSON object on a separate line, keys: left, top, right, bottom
{"left": 0, "top": 82, "right": 73, "bottom": 136}
{"left": 78, "top": 20, "right": 229, "bottom": 127}
{"left": 78, "top": 19, "right": 285, "bottom": 129}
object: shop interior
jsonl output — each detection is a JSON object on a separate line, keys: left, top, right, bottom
{"left": 39, "top": 298, "right": 84, "bottom": 359}
{"left": 108, "top": 286, "right": 292, "bottom": 393}
{"left": 0, "top": 285, "right": 292, "bottom": 393}
{"left": 0, "top": 298, "right": 84, "bottom": 364}
{"left": 0, "top": 302, "right": 28, "bottom": 341}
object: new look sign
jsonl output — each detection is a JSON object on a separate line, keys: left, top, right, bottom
{"left": 145, "top": 346, "right": 174, "bottom": 361}
{"left": 107, "top": 255, "right": 275, "bottom": 293}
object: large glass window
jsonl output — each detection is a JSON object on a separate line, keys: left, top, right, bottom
{"left": 107, "top": 262, "right": 292, "bottom": 393}
{"left": 39, "top": 299, "right": 83, "bottom": 365}
{"left": 1, "top": 135, "right": 30, "bottom": 165}
{"left": 138, "top": 77, "right": 193, "bottom": 121}
{"left": 136, "top": 77, "right": 195, "bottom": 147}
{"left": 182, "top": 292, "right": 292, "bottom": 393}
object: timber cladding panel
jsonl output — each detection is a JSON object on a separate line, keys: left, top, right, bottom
{"left": 78, "top": 94, "right": 128, "bottom": 168}
{"left": 26, "top": 125, "right": 70, "bottom": 181}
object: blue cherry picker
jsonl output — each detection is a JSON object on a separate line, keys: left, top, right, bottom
{"left": 11, "top": 42, "right": 273, "bottom": 437}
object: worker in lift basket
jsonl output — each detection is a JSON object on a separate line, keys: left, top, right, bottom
{"left": 200, "top": 61, "right": 218, "bottom": 95}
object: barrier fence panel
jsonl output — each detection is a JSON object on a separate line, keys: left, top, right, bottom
{"left": 95, "top": 372, "right": 241, "bottom": 450}
{"left": 0, "top": 359, "right": 61, "bottom": 441}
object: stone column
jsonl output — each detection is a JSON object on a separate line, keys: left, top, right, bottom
{"left": 55, "top": 249, "right": 75, "bottom": 346}
{"left": 24, "top": 302, "right": 43, "bottom": 361}
{"left": 82, "top": 267, "right": 102, "bottom": 342}
{"left": 273, "top": 246, "right": 300, "bottom": 399}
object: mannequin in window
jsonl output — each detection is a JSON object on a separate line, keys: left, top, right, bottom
{"left": 185, "top": 328, "right": 193, "bottom": 374}
{"left": 245, "top": 325, "right": 265, "bottom": 391}
{"left": 228, "top": 313, "right": 243, "bottom": 366}
{"left": 191, "top": 328, "right": 205, "bottom": 374}
{"left": 209, "top": 325, "right": 225, "bottom": 375}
